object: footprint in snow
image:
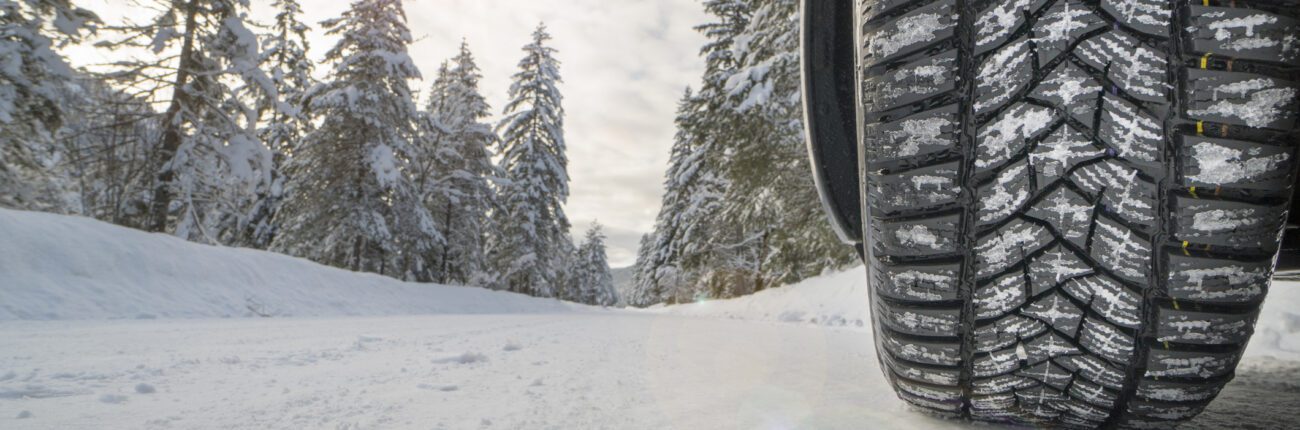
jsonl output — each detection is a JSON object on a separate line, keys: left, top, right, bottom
{"left": 431, "top": 352, "right": 487, "bottom": 365}
{"left": 99, "top": 394, "right": 128, "bottom": 404}
{"left": 503, "top": 342, "right": 522, "bottom": 351}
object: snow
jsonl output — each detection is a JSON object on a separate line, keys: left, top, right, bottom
{"left": 1, "top": 210, "right": 1299, "bottom": 428}
{"left": 0, "top": 209, "right": 578, "bottom": 320}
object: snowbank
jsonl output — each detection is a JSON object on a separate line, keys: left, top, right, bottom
{"left": 652, "top": 266, "right": 871, "bottom": 328}
{"left": 0, "top": 209, "right": 580, "bottom": 320}
{"left": 660, "top": 266, "right": 1300, "bottom": 361}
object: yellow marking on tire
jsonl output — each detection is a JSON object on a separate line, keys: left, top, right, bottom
{"left": 1201, "top": 52, "right": 1213, "bottom": 69}
{"left": 1196, "top": 120, "right": 1205, "bottom": 135}
{"left": 1189, "top": 187, "right": 1199, "bottom": 199}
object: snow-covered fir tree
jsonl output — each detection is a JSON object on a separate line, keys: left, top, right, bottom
{"left": 99, "top": 0, "right": 274, "bottom": 240}
{"left": 567, "top": 223, "right": 616, "bottom": 306}
{"left": 628, "top": 232, "right": 659, "bottom": 307}
{"left": 490, "top": 23, "right": 570, "bottom": 297}
{"left": 421, "top": 42, "right": 501, "bottom": 286}
{"left": 272, "top": 0, "right": 439, "bottom": 277}
{"left": 240, "top": 0, "right": 315, "bottom": 249}
{"left": 630, "top": 0, "right": 853, "bottom": 306}
{"left": 0, "top": 0, "right": 98, "bottom": 212}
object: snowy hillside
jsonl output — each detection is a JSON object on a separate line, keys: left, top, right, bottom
{"left": 0, "top": 209, "right": 579, "bottom": 321}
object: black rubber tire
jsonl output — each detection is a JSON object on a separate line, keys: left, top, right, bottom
{"left": 858, "top": 0, "right": 1300, "bottom": 427}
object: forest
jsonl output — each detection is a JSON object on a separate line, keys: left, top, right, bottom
{"left": 1, "top": 0, "right": 853, "bottom": 308}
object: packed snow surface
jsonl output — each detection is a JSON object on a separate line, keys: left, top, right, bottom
{"left": 2, "top": 209, "right": 1299, "bottom": 428}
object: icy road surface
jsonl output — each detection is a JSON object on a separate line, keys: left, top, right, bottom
{"left": 1, "top": 313, "right": 1297, "bottom": 429}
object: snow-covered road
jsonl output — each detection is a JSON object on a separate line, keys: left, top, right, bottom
{"left": 4, "top": 210, "right": 1299, "bottom": 428}
{"left": 2, "top": 312, "right": 1297, "bottom": 429}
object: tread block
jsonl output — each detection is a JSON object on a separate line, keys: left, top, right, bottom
{"left": 1187, "top": 6, "right": 1300, "bottom": 66}
{"left": 881, "top": 328, "right": 962, "bottom": 366}
{"left": 863, "top": 51, "right": 958, "bottom": 113}
{"left": 1172, "top": 196, "right": 1287, "bottom": 252}
{"left": 1030, "top": 62, "right": 1104, "bottom": 125}
{"left": 876, "top": 301, "right": 961, "bottom": 337}
{"left": 1027, "top": 125, "right": 1106, "bottom": 186}
{"left": 1068, "top": 378, "right": 1119, "bottom": 409}
{"left": 863, "top": 0, "right": 957, "bottom": 67}
{"left": 876, "top": 215, "right": 961, "bottom": 257}
{"left": 1089, "top": 215, "right": 1152, "bottom": 284}
{"left": 974, "top": 0, "right": 1047, "bottom": 53}
{"left": 875, "top": 262, "right": 961, "bottom": 301}
{"left": 1156, "top": 308, "right": 1258, "bottom": 345}
{"left": 975, "top": 314, "right": 1048, "bottom": 353}
{"left": 1027, "top": 245, "right": 1093, "bottom": 294}
{"left": 898, "top": 388, "right": 964, "bottom": 412}
{"left": 1166, "top": 253, "right": 1271, "bottom": 304}
{"left": 1059, "top": 401, "right": 1111, "bottom": 426}
{"left": 869, "top": 162, "right": 961, "bottom": 215}
{"left": 1186, "top": 69, "right": 1300, "bottom": 130}
{"left": 884, "top": 352, "right": 962, "bottom": 386}
{"left": 975, "top": 219, "right": 1053, "bottom": 279}
{"left": 1145, "top": 348, "right": 1240, "bottom": 379}
{"left": 978, "top": 160, "right": 1033, "bottom": 225}
{"left": 894, "top": 377, "right": 965, "bottom": 404}
{"left": 975, "top": 38, "right": 1034, "bottom": 114}
{"left": 1080, "top": 316, "right": 1135, "bottom": 364}
{"left": 1015, "top": 385, "right": 1069, "bottom": 419}
{"left": 1135, "top": 378, "right": 1224, "bottom": 403}
{"left": 861, "top": 0, "right": 922, "bottom": 23}
{"left": 1126, "top": 399, "right": 1206, "bottom": 423}
{"left": 975, "top": 271, "right": 1029, "bottom": 319}
{"left": 1031, "top": 0, "right": 1106, "bottom": 64}
{"left": 1077, "top": 32, "right": 1169, "bottom": 102}
{"left": 1057, "top": 355, "right": 1126, "bottom": 390}
{"left": 1072, "top": 160, "right": 1158, "bottom": 229}
{"left": 1022, "top": 292, "right": 1084, "bottom": 337}
{"left": 1025, "top": 187, "right": 1095, "bottom": 248}
{"left": 973, "top": 375, "right": 1035, "bottom": 395}
{"left": 1018, "top": 359, "right": 1073, "bottom": 391}
{"left": 1100, "top": 0, "right": 1171, "bottom": 37}
{"left": 1063, "top": 274, "right": 1142, "bottom": 328}
{"left": 976, "top": 103, "right": 1058, "bottom": 172}
{"left": 1179, "top": 135, "right": 1295, "bottom": 192}
{"left": 864, "top": 106, "right": 958, "bottom": 165}
{"left": 1098, "top": 94, "right": 1164, "bottom": 170}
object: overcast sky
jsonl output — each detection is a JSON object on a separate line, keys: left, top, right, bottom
{"left": 75, "top": 0, "right": 711, "bottom": 267}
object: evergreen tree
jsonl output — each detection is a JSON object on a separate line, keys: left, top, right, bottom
{"left": 101, "top": 0, "right": 275, "bottom": 240}
{"left": 240, "top": 0, "right": 315, "bottom": 249}
{"left": 628, "top": 232, "right": 659, "bottom": 307}
{"left": 568, "top": 223, "right": 616, "bottom": 306}
{"left": 490, "top": 23, "right": 569, "bottom": 297}
{"left": 422, "top": 42, "right": 501, "bottom": 286}
{"left": 0, "top": 0, "right": 98, "bottom": 211}
{"left": 272, "top": 0, "right": 439, "bottom": 276}
{"left": 632, "top": 0, "right": 854, "bottom": 306}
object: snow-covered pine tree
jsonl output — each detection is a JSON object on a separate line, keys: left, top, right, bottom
{"left": 0, "top": 0, "right": 98, "bottom": 212}
{"left": 569, "top": 223, "right": 616, "bottom": 306}
{"left": 633, "top": 0, "right": 853, "bottom": 306}
{"left": 98, "top": 0, "right": 275, "bottom": 241}
{"left": 271, "top": 0, "right": 439, "bottom": 277}
{"left": 239, "top": 0, "right": 315, "bottom": 249}
{"left": 490, "top": 23, "right": 570, "bottom": 297}
{"left": 422, "top": 42, "right": 501, "bottom": 286}
{"left": 628, "top": 232, "right": 659, "bottom": 307}
{"left": 717, "top": 0, "right": 854, "bottom": 291}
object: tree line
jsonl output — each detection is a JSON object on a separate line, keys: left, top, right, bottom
{"left": 627, "top": 0, "right": 857, "bottom": 307}
{"left": 0, "top": 0, "right": 615, "bottom": 306}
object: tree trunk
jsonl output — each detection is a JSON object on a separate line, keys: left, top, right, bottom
{"left": 147, "top": 0, "right": 201, "bottom": 232}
